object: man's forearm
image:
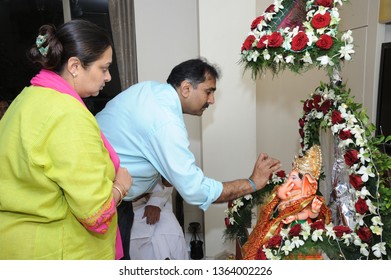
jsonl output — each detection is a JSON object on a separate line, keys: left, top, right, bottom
{"left": 214, "top": 179, "right": 255, "bottom": 203}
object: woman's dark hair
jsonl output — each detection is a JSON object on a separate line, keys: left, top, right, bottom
{"left": 27, "top": 19, "right": 113, "bottom": 73}
{"left": 166, "top": 58, "right": 220, "bottom": 89}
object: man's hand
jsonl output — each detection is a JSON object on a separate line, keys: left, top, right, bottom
{"left": 143, "top": 205, "right": 161, "bottom": 225}
{"left": 250, "top": 153, "right": 281, "bottom": 190}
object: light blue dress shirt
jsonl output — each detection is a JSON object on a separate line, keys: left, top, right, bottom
{"left": 96, "top": 81, "right": 223, "bottom": 211}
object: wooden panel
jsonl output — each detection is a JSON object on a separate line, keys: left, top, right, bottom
{"left": 380, "top": 0, "right": 391, "bottom": 23}
{"left": 339, "top": 0, "right": 369, "bottom": 30}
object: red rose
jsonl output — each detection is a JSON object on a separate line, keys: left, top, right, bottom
{"left": 291, "top": 32, "right": 309, "bottom": 51}
{"left": 276, "top": 170, "right": 286, "bottom": 178}
{"left": 311, "top": 12, "right": 331, "bottom": 29}
{"left": 357, "top": 227, "right": 372, "bottom": 243}
{"left": 227, "top": 200, "right": 234, "bottom": 208}
{"left": 266, "top": 235, "right": 282, "bottom": 248}
{"left": 344, "top": 149, "right": 359, "bottom": 166}
{"left": 349, "top": 174, "right": 364, "bottom": 190}
{"left": 333, "top": 225, "right": 352, "bottom": 238}
{"left": 256, "top": 35, "right": 269, "bottom": 49}
{"left": 265, "top": 4, "right": 275, "bottom": 13}
{"left": 315, "top": 0, "right": 333, "bottom": 8}
{"left": 311, "top": 220, "right": 325, "bottom": 231}
{"left": 299, "top": 118, "right": 305, "bottom": 128}
{"left": 320, "top": 99, "right": 332, "bottom": 114}
{"left": 312, "top": 94, "right": 322, "bottom": 110}
{"left": 255, "top": 247, "right": 267, "bottom": 260}
{"left": 224, "top": 217, "right": 231, "bottom": 228}
{"left": 289, "top": 224, "right": 302, "bottom": 237}
{"left": 268, "top": 32, "right": 284, "bottom": 48}
{"left": 251, "top": 16, "right": 264, "bottom": 30}
{"left": 316, "top": 34, "right": 333, "bottom": 50}
{"left": 241, "top": 35, "right": 256, "bottom": 51}
{"left": 303, "top": 99, "right": 314, "bottom": 112}
{"left": 339, "top": 129, "right": 352, "bottom": 140}
{"left": 355, "top": 197, "right": 369, "bottom": 214}
{"left": 331, "top": 110, "right": 343, "bottom": 124}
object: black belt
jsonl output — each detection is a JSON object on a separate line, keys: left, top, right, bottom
{"left": 132, "top": 192, "right": 150, "bottom": 202}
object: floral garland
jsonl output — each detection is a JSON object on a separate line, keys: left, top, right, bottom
{"left": 295, "top": 82, "right": 391, "bottom": 259}
{"left": 240, "top": 0, "right": 355, "bottom": 79}
{"left": 224, "top": 82, "right": 391, "bottom": 259}
{"left": 224, "top": 171, "right": 287, "bottom": 245}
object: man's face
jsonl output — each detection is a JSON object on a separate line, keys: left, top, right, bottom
{"left": 184, "top": 74, "right": 216, "bottom": 116}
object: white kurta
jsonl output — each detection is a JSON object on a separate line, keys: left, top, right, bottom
{"left": 129, "top": 182, "right": 189, "bottom": 260}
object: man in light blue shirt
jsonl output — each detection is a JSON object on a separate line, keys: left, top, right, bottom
{"left": 96, "top": 58, "right": 281, "bottom": 258}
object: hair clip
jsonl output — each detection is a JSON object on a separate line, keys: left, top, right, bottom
{"left": 38, "top": 46, "right": 49, "bottom": 57}
{"left": 36, "top": 34, "right": 49, "bottom": 57}
{"left": 36, "top": 34, "right": 47, "bottom": 48}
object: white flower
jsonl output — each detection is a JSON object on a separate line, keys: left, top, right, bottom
{"left": 311, "top": 229, "right": 324, "bottom": 242}
{"left": 358, "top": 148, "right": 371, "bottom": 165}
{"left": 357, "top": 165, "right": 375, "bottom": 182}
{"left": 262, "top": 50, "right": 271, "bottom": 61}
{"left": 372, "top": 242, "right": 387, "bottom": 258}
{"left": 334, "top": 0, "right": 344, "bottom": 6}
{"left": 356, "top": 186, "right": 373, "bottom": 199}
{"left": 341, "top": 30, "right": 354, "bottom": 44}
{"left": 366, "top": 199, "right": 378, "bottom": 215}
{"left": 359, "top": 243, "right": 370, "bottom": 257}
{"left": 274, "top": 0, "right": 284, "bottom": 12}
{"left": 273, "top": 54, "right": 284, "bottom": 63}
{"left": 291, "top": 236, "right": 305, "bottom": 248}
{"left": 281, "top": 240, "right": 295, "bottom": 255}
{"left": 317, "top": 55, "right": 334, "bottom": 66}
{"left": 243, "top": 194, "right": 253, "bottom": 201}
{"left": 264, "top": 12, "right": 275, "bottom": 22}
{"left": 302, "top": 51, "right": 313, "bottom": 64}
{"left": 330, "top": 8, "right": 340, "bottom": 25}
{"left": 342, "top": 233, "right": 352, "bottom": 246}
{"left": 247, "top": 50, "right": 260, "bottom": 62}
{"left": 325, "top": 223, "right": 337, "bottom": 239}
{"left": 285, "top": 55, "right": 295, "bottom": 64}
{"left": 280, "top": 228, "right": 290, "bottom": 239}
{"left": 265, "top": 248, "right": 281, "bottom": 260}
{"left": 370, "top": 225, "right": 383, "bottom": 236}
{"left": 339, "top": 44, "right": 355, "bottom": 60}
{"left": 371, "top": 216, "right": 383, "bottom": 226}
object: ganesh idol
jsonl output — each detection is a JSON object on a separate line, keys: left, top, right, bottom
{"left": 242, "top": 145, "right": 332, "bottom": 260}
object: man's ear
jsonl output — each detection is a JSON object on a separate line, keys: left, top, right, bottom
{"left": 179, "top": 80, "right": 192, "bottom": 98}
{"left": 66, "top": 57, "right": 81, "bottom": 77}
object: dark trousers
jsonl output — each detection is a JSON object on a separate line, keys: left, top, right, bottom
{"left": 117, "top": 200, "right": 134, "bottom": 260}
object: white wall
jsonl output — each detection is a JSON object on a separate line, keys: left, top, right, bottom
{"left": 134, "top": 0, "right": 204, "bottom": 247}
{"left": 198, "top": 0, "right": 257, "bottom": 258}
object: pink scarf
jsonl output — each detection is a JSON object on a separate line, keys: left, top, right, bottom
{"left": 31, "top": 69, "right": 124, "bottom": 260}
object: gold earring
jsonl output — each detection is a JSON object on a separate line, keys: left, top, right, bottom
{"left": 72, "top": 73, "right": 77, "bottom": 77}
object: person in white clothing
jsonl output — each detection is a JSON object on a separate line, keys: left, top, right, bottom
{"left": 129, "top": 178, "right": 189, "bottom": 260}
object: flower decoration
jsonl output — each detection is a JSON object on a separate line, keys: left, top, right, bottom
{"left": 295, "top": 81, "right": 391, "bottom": 259}
{"left": 240, "top": 0, "right": 355, "bottom": 79}
{"left": 224, "top": 81, "right": 391, "bottom": 259}
{"left": 224, "top": 171, "right": 287, "bottom": 245}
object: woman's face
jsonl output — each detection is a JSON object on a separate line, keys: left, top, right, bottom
{"left": 76, "top": 47, "right": 113, "bottom": 98}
